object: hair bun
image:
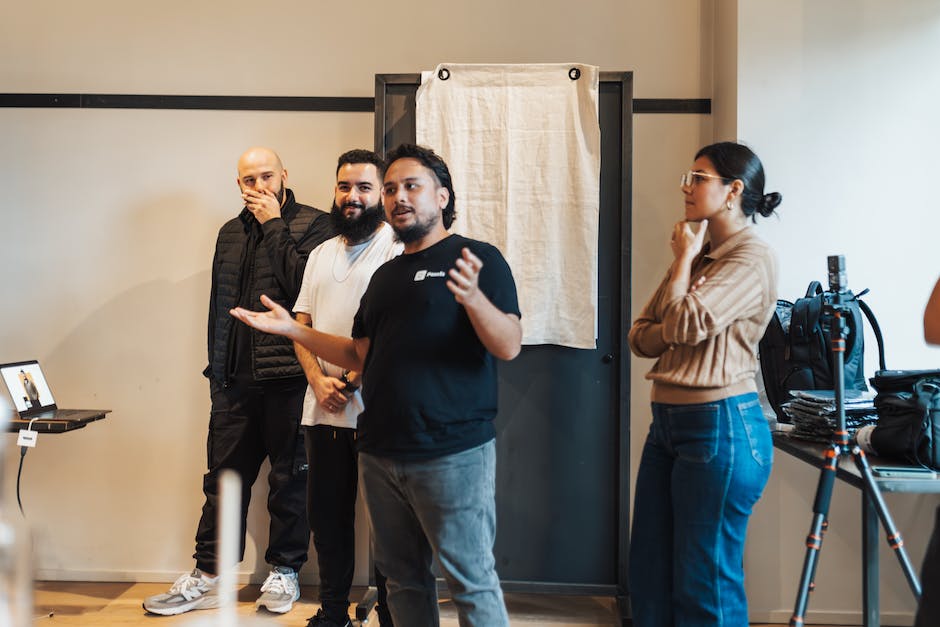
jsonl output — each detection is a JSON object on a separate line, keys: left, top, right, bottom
{"left": 757, "top": 191, "right": 782, "bottom": 217}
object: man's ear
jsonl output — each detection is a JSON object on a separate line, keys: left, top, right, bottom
{"left": 281, "top": 168, "right": 289, "bottom": 185}
{"left": 438, "top": 186, "right": 450, "bottom": 209}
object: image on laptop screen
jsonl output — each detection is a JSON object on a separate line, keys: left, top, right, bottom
{"left": 0, "top": 361, "right": 55, "bottom": 414}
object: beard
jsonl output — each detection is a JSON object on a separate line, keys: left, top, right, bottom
{"left": 392, "top": 211, "right": 440, "bottom": 244}
{"left": 330, "top": 199, "right": 385, "bottom": 243}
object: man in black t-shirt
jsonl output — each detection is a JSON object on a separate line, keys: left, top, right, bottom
{"left": 232, "top": 144, "right": 522, "bottom": 627}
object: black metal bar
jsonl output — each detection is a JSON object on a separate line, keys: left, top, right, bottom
{"left": 498, "top": 580, "right": 619, "bottom": 596}
{"left": 0, "top": 93, "right": 374, "bottom": 112}
{"left": 0, "top": 93, "right": 709, "bottom": 115}
{"left": 0, "top": 93, "right": 81, "bottom": 107}
{"left": 633, "top": 98, "right": 711, "bottom": 114}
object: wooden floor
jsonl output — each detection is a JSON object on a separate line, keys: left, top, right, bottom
{"left": 30, "top": 581, "right": 846, "bottom": 626}
{"left": 33, "top": 581, "right": 617, "bottom": 626}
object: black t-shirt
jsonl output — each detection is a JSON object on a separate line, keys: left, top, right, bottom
{"left": 352, "top": 234, "right": 520, "bottom": 460}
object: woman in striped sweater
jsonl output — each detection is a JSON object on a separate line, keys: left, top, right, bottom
{"left": 628, "top": 142, "right": 782, "bottom": 627}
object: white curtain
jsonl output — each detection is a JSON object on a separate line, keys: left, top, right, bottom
{"left": 416, "top": 63, "right": 601, "bottom": 349}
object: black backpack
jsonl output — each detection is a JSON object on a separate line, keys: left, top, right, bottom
{"left": 759, "top": 281, "right": 885, "bottom": 421}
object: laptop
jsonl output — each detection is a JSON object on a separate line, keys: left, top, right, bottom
{"left": 1, "top": 360, "right": 109, "bottom": 432}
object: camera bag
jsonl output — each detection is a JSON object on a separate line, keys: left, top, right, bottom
{"left": 870, "top": 370, "right": 940, "bottom": 470}
{"left": 759, "top": 281, "right": 885, "bottom": 422}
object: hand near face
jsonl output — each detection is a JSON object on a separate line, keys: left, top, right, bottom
{"left": 447, "top": 247, "right": 484, "bottom": 306}
{"left": 230, "top": 294, "right": 294, "bottom": 337}
{"left": 242, "top": 188, "right": 282, "bottom": 224}
{"left": 670, "top": 218, "right": 708, "bottom": 261}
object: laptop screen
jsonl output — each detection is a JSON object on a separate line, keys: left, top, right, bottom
{"left": 0, "top": 360, "right": 56, "bottom": 415}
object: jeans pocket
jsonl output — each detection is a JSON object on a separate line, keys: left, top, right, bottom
{"left": 665, "top": 404, "right": 720, "bottom": 463}
{"left": 738, "top": 398, "right": 773, "bottom": 467}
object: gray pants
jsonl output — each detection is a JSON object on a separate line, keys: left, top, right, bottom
{"left": 359, "top": 440, "right": 509, "bottom": 627}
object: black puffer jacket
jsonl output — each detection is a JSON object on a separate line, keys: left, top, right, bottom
{"left": 204, "top": 189, "right": 333, "bottom": 383}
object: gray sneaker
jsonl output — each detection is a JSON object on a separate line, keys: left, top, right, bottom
{"left": 143, "top": 568, "right": 219, "bottom": 615}
{"left": 255, "top": 566, "right": 300, "bottom": 613}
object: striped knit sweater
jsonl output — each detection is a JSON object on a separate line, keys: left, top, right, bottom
{"left": 628, "top": 227, "right": 778, "bottom": 404}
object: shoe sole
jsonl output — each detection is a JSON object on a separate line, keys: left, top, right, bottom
{"left": 143, "top": 596, "right": 220, "bottom": 616}
{"left": 255, "top": 590, "right": 300, "bottom": 614}
{"left": 255, "top": 601, "right": 293, "bottom": 613}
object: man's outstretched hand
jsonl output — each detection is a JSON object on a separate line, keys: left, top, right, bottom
{"left": 230, "top": 294, "right": 295, "bottom": 337}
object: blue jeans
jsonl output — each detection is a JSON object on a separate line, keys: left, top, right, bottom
{"left": 359, "top": 440, "right": 509, "bottom": 627}
{"left": 629, "top": 392, "right": 773, "bottom": 627}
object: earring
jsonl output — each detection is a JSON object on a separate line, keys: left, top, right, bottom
{"left": 726, "top": 200, "right": 734, "bottom": 211}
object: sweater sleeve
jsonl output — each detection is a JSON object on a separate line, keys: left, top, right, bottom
{"left": 628, "top": 272, "right": 671, "bottom": 358}
{"left": 660, "top": 257, "right": 764, "bottom": 346}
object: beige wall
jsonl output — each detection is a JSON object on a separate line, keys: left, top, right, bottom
{"left": 2, "top": 0, "right": 710, "bottom": 97}
{"left": 0, "top": 0, "right": 709, "bottom": 592}
{"left": 5, "top": 0, "right": 936, "bottom": 623}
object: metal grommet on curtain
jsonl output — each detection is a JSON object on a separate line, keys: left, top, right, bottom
{"left": 438, "top": 67, "right": 451, "bottom": 81}
{"left": 568, "top": 67, "right": 581, "bottom": 81}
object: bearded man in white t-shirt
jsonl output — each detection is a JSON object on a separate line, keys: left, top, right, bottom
{"left": 292, "top": 149, "right": 402, "bottom": 627}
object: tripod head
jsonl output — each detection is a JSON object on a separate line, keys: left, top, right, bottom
{"left": 827, "top": 254, "right": 846, "bottom": 294}
{"left": 820, "top": 255, "right": 852, "bottom": 357}
{"left": 826, "top": 254, "right": 854, "bottom": 314}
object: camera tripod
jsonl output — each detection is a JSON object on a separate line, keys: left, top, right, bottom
{"left": 789, "top": 256, "right": 921, "bottom": 627}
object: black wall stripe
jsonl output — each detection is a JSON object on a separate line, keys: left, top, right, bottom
{"left": 0, "top": 93, "right": 709, "bottom": 115}
{"left": 0, "top": 94, "right": 374, "bottom": 112}
{"left": 633, "top": 98, "right": 711, "bottom": 114}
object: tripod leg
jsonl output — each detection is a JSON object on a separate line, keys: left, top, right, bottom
{"left": 806, "top": 518, "right": 829, "bottom": 598}
{"left": 862, "top": 490, "right": 879, "bottom": 627}
{"left": 791, "top": 447, "right": 840, "bottom": 627}
{"left": 853, "top": 450, "right": 922, "bottom": 597}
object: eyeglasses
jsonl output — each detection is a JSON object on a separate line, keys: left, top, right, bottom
{"left": 680, "top": 171, "right": 731, "bottom": 188}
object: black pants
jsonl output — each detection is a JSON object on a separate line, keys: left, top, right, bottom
{"left": 193, "top": 379, "right": 309, "bottom": 574}
{"left": 916, "top": 504, "right": 940, "bottom": 627}
{"left": 305, "top": 425, "right": 392, "bottom": 625}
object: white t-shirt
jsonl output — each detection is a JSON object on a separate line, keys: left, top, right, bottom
{"left": 293, "top": 222, "right": 403, "bottom": 428}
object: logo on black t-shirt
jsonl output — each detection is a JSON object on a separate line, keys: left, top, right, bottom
{"left": 413, "top": 270, "right": 446, "bottom": 281}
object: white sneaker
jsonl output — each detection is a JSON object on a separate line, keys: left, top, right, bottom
{"left": 255, "top": 566, "right": 300, "bottom": 613}
{"left": 143, "top": 568, "right": 219, "bottom": 616}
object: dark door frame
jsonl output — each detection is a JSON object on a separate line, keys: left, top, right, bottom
{"left": 374, "top": 71, "right": 633, "bottom": 620}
